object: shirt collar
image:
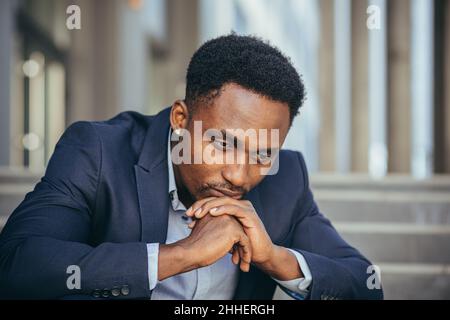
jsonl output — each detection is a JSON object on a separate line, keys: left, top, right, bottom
{"left": 167, "top": 129, "right": 187, "bottom": 211}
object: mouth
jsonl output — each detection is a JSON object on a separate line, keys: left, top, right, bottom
{"left": 209, "top": 188, "right": 244, "bottom": 199}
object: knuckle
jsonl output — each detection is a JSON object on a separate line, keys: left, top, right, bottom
{"left": 218, "top": 214, "right": 233, "bottom": 225}
{"left": 222, "top": 213, "right": 233, "bottom": 220}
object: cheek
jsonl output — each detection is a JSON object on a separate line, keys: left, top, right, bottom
{"left": 190, "top": 140, "right": 202, "bottom": 161}
{"left": 189, "top": 139, "right": 216, "bottom": 165}
{"left": 197, "top": 163, "right": 225, "bottom": 183}
{"left": 247, "top": 166, "right": 265, "bottom": 186}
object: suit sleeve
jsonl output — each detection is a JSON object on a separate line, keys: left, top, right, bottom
{"left": 288, "top": 152, "right": 383, "bottom": 300}
{"left": 0, "top": 122, "right": 150, "bottom": 299}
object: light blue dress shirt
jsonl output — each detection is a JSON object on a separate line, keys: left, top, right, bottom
{"left": 147, "top": 131, "right": 312, "bottom": 299}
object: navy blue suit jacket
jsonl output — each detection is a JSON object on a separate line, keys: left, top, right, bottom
{"left": 0, "top": 107, "right": 383, "bottom": 300}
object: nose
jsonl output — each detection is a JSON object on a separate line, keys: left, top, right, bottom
{"left": 222, "top": 164, "right": 249, "bottom": 189}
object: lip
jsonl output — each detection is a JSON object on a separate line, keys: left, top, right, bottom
{"left": 210, "top": 188, "right": 244, "bottom": 199}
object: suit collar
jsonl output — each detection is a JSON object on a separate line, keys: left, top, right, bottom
{"left": 134, "top": 107, "right": 171, "bottom": 243}
{"left": 137, "top": 107, "right": 171, "bottom": 172}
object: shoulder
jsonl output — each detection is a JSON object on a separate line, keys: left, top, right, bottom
{"left": 257, "top": 149, "right": 310, "bottom": 202}
{"left": 62, "top": 111, "right": 155, "bottom": 159}
{"left": 90, "top": 111, "right": 153, "bottom": 143}
{"left": 272, "top": 149, "right": 309, "bottom": 187}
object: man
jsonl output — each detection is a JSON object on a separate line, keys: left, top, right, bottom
{"left": 0, "top": 34, "right": 383, "bottom": 300}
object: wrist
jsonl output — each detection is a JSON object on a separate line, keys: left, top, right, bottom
{"left": 256, "top": 245, "right": 303, "bottom": 281}
{"left": 256, "top": 244, "right": 281, "bottom": 271}
{"left": 172, "top": 240, "right": 200, "bottom": 271}
{"left": 157, "top": 242, "right": 198, "bottom": 281}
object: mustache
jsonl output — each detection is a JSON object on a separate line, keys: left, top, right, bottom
{"left": 198, "top": 183, "right": 247, "bottom": 195}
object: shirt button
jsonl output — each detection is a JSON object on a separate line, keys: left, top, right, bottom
{"left": 111, "top": 287, "right": 120, "bottom": 297}
{"left": 181, "top": 215, "right": 191, "bottom": 223}
{"left": 101, "top": 289, "right": 110, "bottom": 298}
{"left": 121, "top": 285, "right": 130, "bottom": 296}
{"left": 92, "top": 289, "right": 101, "bottom": 298}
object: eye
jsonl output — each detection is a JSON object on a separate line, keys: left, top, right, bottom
{"left": 256, "top": 152, "right": 272, "bottom": 165}
{"left": 213, "top": 139, "right": 233, "bottom": 151}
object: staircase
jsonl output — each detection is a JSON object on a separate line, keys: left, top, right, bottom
{"left": 0, "top": 167, "right": 40, "bottom": 231}
{"left": 309, "top": 174, "right": 450, "bottom": 300}
{"left": 1, "top": 169, "right": 449, "bottom": 299}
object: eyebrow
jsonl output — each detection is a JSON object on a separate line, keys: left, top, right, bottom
{"left": 218, "top": 129, "right": 280, "bottom": 154}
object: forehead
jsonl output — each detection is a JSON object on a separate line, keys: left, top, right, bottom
{"left": 195, "top": 83, "right": 290, "bottom": 135}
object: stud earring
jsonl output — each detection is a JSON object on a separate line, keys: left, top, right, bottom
{"left": 174, "top": 128, "right": 182, "bottom": 136}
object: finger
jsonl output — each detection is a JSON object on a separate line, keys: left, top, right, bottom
{"left": 209, "top": 205, "right": 256, "bottom": 229}
{"left": 187, "top": 220, "right": 197, "bottom": 229}
{"left": 185, "top": 197, "right": 217, "bottom": 217}
{"left": 189, "top": 197, "right": 232, "bottom": 218}
{"left": 239, "top": 246, "right": 250, "bottom": 272}
{"left": 193, "top": 197, "right": 248, "bottom": 219}
{"left": 232, "top": 248, "right": 240, "bottom": 265}
{"left": 237, "top": 233, "right": 252, "bottom": 272}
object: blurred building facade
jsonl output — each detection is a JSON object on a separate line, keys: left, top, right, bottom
{"left": 0, "top": 0, "right": 449, "bottom": 176}
{"left": 0, "top": 0, "right": 450, "bottom": 299}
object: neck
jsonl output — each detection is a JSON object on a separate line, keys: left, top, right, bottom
{"left": 171, "top": 141, "right": 195, "bottom": 208}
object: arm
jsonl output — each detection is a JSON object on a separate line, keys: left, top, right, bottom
{"left": 286, "top": 152, "right": 384, "bottom": 300}
{"left": 184, "top": 195, "right": 313, "bottom": 298}
{"left": 185, "top": 151, "right": 383, "bottom": 300}
{"left": 147, "top": 213, "right": 254, "bottom": 291}
{"left": 0, "top": 122, "right": 149, "bottom": 299}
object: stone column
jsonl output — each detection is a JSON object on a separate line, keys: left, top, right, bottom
{"left": 388, "top": 0, "right": 411, "bottom": 173}
{"left": 351, "top": 0, "right": 369, "bottom": 173}
{"left": 318, "top": 0, "right": 336, "bottom": 172}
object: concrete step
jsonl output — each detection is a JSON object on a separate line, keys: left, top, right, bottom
{"left": 0, "top": 167, "right": 41, "bottom": 184}
{"left": 311, "top": 174, "right": 450, "bottom": 192}
{"left": 0, "top": 184, "right": 34, "bottom": 217}
{"left": 0, "top": 216, "right": 7, "bottom": 231}
{"left": 315, "top": 189, "right": 450, "bottom": 224}
{"left": 378, "top": 263, "right": 450, "bottom": 299}
{"left": 273, "top": 262, "right": 450, "bottom": 300}
{"left": 335, "top": 222, "right": 450, "bottom": 263}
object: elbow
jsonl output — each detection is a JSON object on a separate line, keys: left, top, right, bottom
{"left": 0, "top": 236, "right": 32, "bottom": 299}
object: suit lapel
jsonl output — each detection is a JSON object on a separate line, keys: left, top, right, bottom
{"left": 135, "top": 163, "right": 169, "bottom": 243}
{"left": 135, "top": 108, "right": 171, "bottom": 244}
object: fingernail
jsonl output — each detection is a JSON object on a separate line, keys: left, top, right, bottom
{"left": 210, "top": 207, "right": 218, "bottom": 214}
{"left": 194, "top": 207, "right": 202, "bottom": 217}
{"left": 186, "top": 207, "right": 192, "bottom": 216}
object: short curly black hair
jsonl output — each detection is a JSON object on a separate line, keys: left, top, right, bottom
{"left": 185, "top": 34, "right": 306, "bottom": 124}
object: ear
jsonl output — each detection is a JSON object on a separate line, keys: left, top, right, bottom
{"left": 170, "top": 100, "right": 190, "bottom": 130}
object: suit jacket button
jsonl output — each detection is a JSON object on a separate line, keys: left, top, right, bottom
{"left": 102, "top": 289, "right": 110, "bottom": 298}
{"left": 121, "top": 285, "right": 130, "bottom": 296}
{"left": 92, "top": 289, "right": 101, "bottom": 298}
{"left": 111, "top": 287, "right": 121, "bottom": 297}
